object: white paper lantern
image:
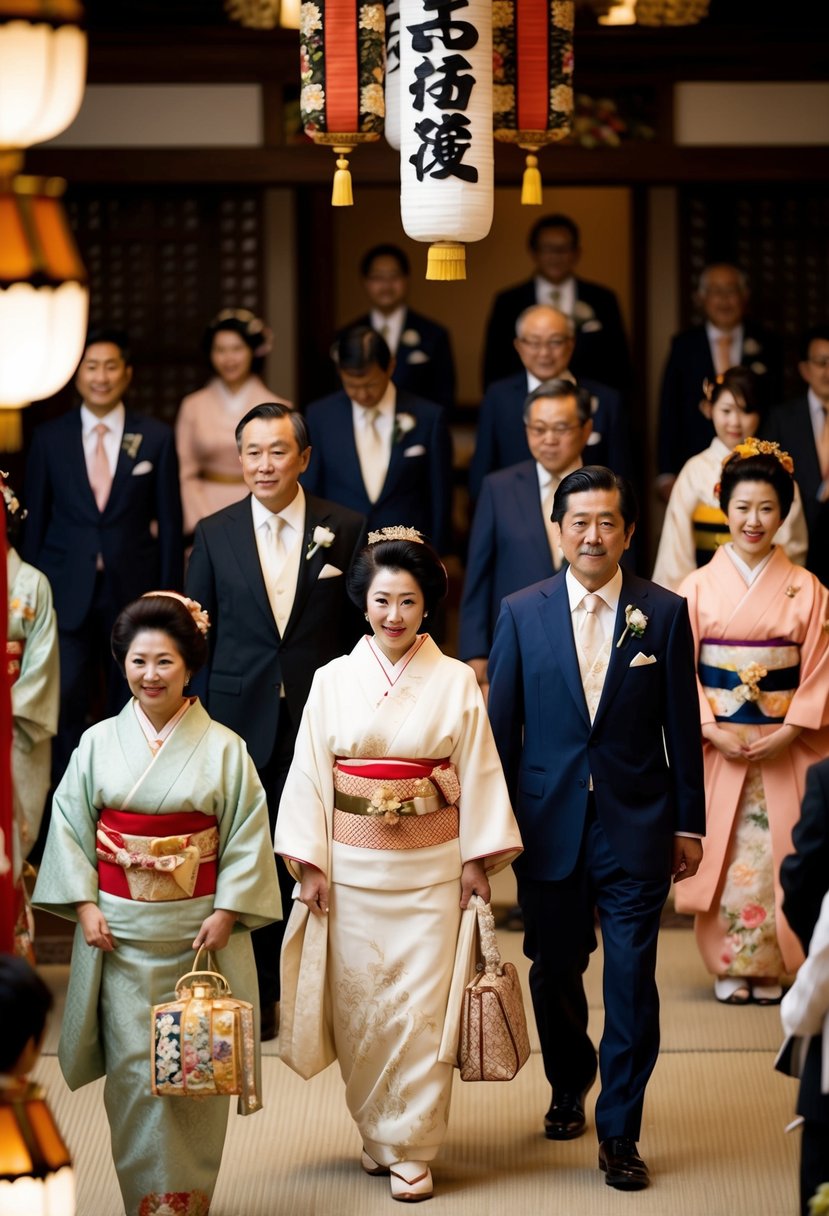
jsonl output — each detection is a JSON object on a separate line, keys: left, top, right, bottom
{"left": 0, "top": 17, "right": 86, "bottom": 149}
{"left": 384, "top": 0, "right": 401, "bottom": 150}
{"left": 398, "top": 0, "right": 493, "bottom": 280}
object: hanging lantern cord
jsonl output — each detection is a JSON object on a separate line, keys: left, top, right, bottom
{"left": 332, "top": 147, "right": 354, "bottom": 207}
{"left": 521, "top": 151, "right": 543, "bottom": 206}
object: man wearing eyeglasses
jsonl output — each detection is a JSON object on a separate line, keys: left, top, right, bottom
{"left": 461, "top": 378, "right": 595, "bottom": 699}
{"left": 469, "top": 304, "right": 631, "bottom": 503}
{"left": 762, "top": 326, "right": 829, "bottom": 585}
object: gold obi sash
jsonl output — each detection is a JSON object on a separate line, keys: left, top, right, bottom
{"left": 693, "top": 502, "right": 730, "bottom": 568}
{"left": 6, "top": 639, "right": 24, "bottom": 684}
{"left": 96, "top": 809, "right": 219, "bottom": 901}
{"left": 699, "top": 639, "right": 800, "bottom": 724}
{"left": 332, "top": 758, "right": 460, "bottom": 851}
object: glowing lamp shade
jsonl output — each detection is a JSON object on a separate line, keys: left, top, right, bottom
{"left": 280, "top": 0, "right": 301, "bottom": 27}
{"left": 0, "top": 2, "right": 87, "bottom": 150}
{"left": 0, "top": 1086, "right": 75, "bottom": 1216}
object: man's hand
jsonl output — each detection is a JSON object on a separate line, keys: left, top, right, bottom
{"left": 299, "top": 865, "right": 329, "bottom": 917}
{"left": 672, "top": 837, "right": 703, "bottom": 883}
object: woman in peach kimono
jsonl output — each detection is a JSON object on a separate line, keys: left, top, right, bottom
{"left": 676, "top": 442, "right": 829, "bottom": 1004}
{"left": 176, "top": 310, "right": 291, "bottom": 535}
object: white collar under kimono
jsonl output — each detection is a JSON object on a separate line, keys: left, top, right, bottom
{"left": 132, "top": 696, "right": 194, "bottom": 756}
{"left": 722, "top": 543, "right": 775, "bottom": 587}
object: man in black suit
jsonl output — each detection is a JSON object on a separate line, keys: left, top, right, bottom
{"left": 482, "top": 214, "right": 631, "bottom": 393}
{"left": 23, "top": 329, "right": 183, "bottom": 782}
{"left": 763, "top": 326, "right": 829, "bottom": 586}
{"left": 342, "top": 244, "right": 456, "bottom": 410}
{"left": 469, "top": 305, "right": 632, "bottom": 503}
{"left": 186, "top": 403, "right": 365, "bottom": 1037}
{"left": 303, "top": 326, "right": 453, "bottom": 553}
{"left": 657, "top": 263, "right": 783, "bottom": 499}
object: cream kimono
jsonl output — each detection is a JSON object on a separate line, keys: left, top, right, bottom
{"left": 33, "top": 698, "right": 281, "bottom": 1216}
{"left": 676, "top": 546, "right": 829, "bottom": 976}
{"left": 275, "top": 635, "right": 522, "bottom": 1168}
{"left": 653, "top": 438, "right": 808, "bottom": 592}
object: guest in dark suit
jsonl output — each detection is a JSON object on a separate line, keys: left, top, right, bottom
{"left": 23, "top": 329, "right": 183, "bottom": 783}
{"left": 303, "top": 326, "right": 453, "bottom": 553}
{"left": 487, "top": 466, "right": 705, "bottom": 1191}
{"left": 482, "top": 214, "right": 631, "bottom": 393}
{"left": 657, "top": 264, "right": 783, "bottom": 497}
{"left": 340, "top": 244, "right": 456, "bottom": 410}
{"left": 459, "top": 378, "right": 594, "bottom": 696}
{"left": 763, "top": 326, "right": 829, "bottom": 586}
{"left": 469, "top": 305, "right": 631, "bottom": 503}
{"left": 780, "top": 759, "right": 829, "bottom": 1215}
{"left": 186, "top": 403, "right": 366, "bottom": 1038}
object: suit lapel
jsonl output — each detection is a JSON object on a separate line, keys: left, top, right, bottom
{"left": 593, "top": 573, "right": 652, "bottom": 726}
{"left": 512, "top": 464, "right": 555, "bottom": 574}
{"left": 335, "top": 394, "right": 373, "bottom": 505}
{"left": 282, "top": 497, "right": 336, "bottom": 638}
{"left": 378, "top": 397, "right": 409, "bottom": 503}
{"left": 790, "top": 397, "right": 822, "bottom": 493}
{"left": 537, "top": 579, "right": 590, "bottom": 727}
{"left": 222, "top": 499, "right": 278, "bottom": 635}
{"left": 105, "top": 411, "right": 141, "bottom": 510}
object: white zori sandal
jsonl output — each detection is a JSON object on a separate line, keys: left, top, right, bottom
{"left": 389, "top": 1161, "right": 433, "bottom": 1202}
{"left": 361, "top": 1149, "right": 389, "bottom": 1176}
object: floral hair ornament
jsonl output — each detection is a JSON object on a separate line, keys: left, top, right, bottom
{"left": 0, "top": 472, "right": 26, "bottom": 522}
{"left": 142, "top": 591, "right": 210, "bottom": 637}
{"left": 366, "top": 525, "right": 425, "bottom": 545}
{"left": 702, "top": 373, "right": 726, "bottom": 403}
{"left": 722, "top": 437, "right": 795, "bottom": 476}
{"left": 211, "top": 307, "right": 273, "bottom": 358}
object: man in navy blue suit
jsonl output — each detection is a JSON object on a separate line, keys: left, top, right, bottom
{"left": 469, "top": 304, "right": 632, "bottom": 503}
{"left": 302, "top": 326, "right": 453, "bottom": 553}
{"left": 459, "top": 378, "right": 593, "bottom": 697}
{"left": 482, "top": 214, "right": 631, "bottom": 393}
{"left": 23, "top": 329, "right": 183, "bottom": 783}
{"left": 341, "top": 244, "right": 456, "bottom": 410}
{"left": 488, "top": 466, "right": 705, "bottom": 1191}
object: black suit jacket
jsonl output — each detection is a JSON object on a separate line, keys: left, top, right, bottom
{"left": 186, "top": 492, "right": 365, "bottom": 770}
{"left": 482, "top": 277, "right": 632, "bottom": 393}
{"left": 345, "top": 308, "right": 455, "bottom": 410}
{"left": 762, "top": 396, "right": 829, "bottom": 585}
{"left": 22, "top": 407, "right": 183, "bottom": 631}
{"left": 658, "top": 322, "right": 783, "bottom": 477}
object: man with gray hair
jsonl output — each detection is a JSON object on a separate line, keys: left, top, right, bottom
{"left": 656, "top": 262, "right": 783, "bottom": 498}
{"left": 469, "top": 304, "right": 631, "bottom": 503}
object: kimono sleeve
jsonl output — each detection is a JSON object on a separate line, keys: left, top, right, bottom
{"left": 32, "top": 734, "right": 101, "bottom": 920}
{"left": 652, "top": 461, "right": 699, "bottom": 593}
{"left": 274, "top": 668, "right": 336, "bottom": 882}
{"left": 677, "top": 570, "right": 717, "bottom": 727}
{"left": 213, "top": 734, "right": 282, "bottom": 929}
{"left": 784, "top": 576, "right": 829, "bottom": 732}
{"left": 11, "top": 571, "right": 58, "bottom": 752}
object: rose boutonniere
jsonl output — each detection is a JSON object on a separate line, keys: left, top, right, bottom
{"left": 742, "top": 337, "right": 762, "bottom": 357}
{"left": 400, "top": 328, "right": 421, "bottom": 347}
{"left": 616, "top": 604, "right": 648, "bottom": 649}
{"left": 393, "top": 412, "right": 417, "bottom": 444}
{"left": 306, "top": 524, "right": 335, "bottom": 560}
{"left": 122, "top": 433, "right": 143, "bottom": 460}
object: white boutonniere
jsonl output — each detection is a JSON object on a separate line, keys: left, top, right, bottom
{"left": 750, "top": 361, "right": 767, "bottom": 376}
{"left": 400, "top": 328, "right": 421, "bottom": 347}
{"left": 306, "top": 524, "right": 335, "bottom": 560}
{"left": 393, "top": 412, "right": 417, "bottom": 443}
{"left": 121, "top": 433, "right": 143, "bottom": 460}
{"left": 616, "top": 604, "right": 648, "bottom": 649}
{"left": 742, "top": 337, "right": 761, "bottom": 356}
{"left": 573, "top": 300, "right": 596, "bottom": 324}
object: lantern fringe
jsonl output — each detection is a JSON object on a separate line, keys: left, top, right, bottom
{"left": 521, "top": 153, "right": 542, "bottom": 205}
{"left": 332, "top": 149, "right": 354, "bottom": 207}
{"left": 0, "top": 411, "right": 23, "bottom": 453}
{"left": 426, "top": 242, "right": 466, "bottom": 282}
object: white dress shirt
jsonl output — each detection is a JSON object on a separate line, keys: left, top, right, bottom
{"left": 370, "top": 306, "right": 405, "bottom": 355}
{"left": 81, "top": 403, "right": 125, "bottom": 481}
{"left": 705, "top": 322, "right": 744, "bottom": 373}
{"left": 252, "top": 486, "right": 306, "bottom": 645}
{"left": 535, "top": 274, "right": 575, "bottom": 317}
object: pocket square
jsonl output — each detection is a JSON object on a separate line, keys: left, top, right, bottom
{"left": 406, "top": 350, "right": 430, "bottom": 364}
{"left": 131, "top": 460, "right": 153, "bottom": 476}
{"left": 581, "top": 319, "right": 603, "bottom": 333}
{"left": 318, "top": 564, "right": 343, "bottom": 579}
{"left": 403, "top": 444, "right": 426, "bottom": 457}
{"left": 629, "top": 652, "right": 657, "bottom": 667}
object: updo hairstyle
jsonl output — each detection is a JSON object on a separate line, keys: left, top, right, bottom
{"left": 347, "top": 537, "right": 448, "bottom": 618}
{"left": 203, "top": 309, "right": 269, "bottom": 375}
{"left": 718, "top": 451, "right": 795, "bottom": 521}
{"left": 705, "top": 366, "right": 763, "bottom": 420}
{"left": 111, "top": 595, "right": 208, "bottom": 676}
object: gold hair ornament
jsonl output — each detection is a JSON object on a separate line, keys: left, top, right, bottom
{"left": 142, "top": 591, "right": 210, "bottom": 636}
{"left": 367, "top": 526, "right": 425, "bottom": 545}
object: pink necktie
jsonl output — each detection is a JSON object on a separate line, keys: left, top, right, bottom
{"left": 89, "top": 423, "right": 112, "bottom": 512}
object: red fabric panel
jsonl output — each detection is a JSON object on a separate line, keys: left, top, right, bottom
{"left": 516, "top": 0, "right": 550, "bottom": 132}
{"left": 325, "top": 0, "right": 360, "bottom": 133}
{"left": 336, "top": 759, "right": 451, "bottom": 779}
{"left": 97, "top": 809, "right": 218, "bottom": 901}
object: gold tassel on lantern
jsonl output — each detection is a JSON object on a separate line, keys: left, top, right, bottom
{"left": 0, "top": 411, "right": 22, "bottom": 454}
{"left": 426, "top": 242, "right": 466, "bottom": 282}
{"left": 331, "top": 148, "right": 354, "bottom": 207}
{"left": 520, "top": 152, "right": 542, "bottom": 206}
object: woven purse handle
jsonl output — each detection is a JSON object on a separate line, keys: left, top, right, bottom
{"left": 472, "top": 895, "right": 503, "bottom": 976}
{"left": 174, "top": 945, "right": 232, "bottom": 997}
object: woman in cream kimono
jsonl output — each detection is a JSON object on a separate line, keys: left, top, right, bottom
{"left": 176, "top": 309, "right": 291, "bottom": 536}
{"left": 275, "top": 530, "right": 522, "bottom": 1203}
{"left": 34, "top": 593, "right": 281, "bottom": 1216}
{"left": 676, "top": 442, "right": 829, "bottom": 1004}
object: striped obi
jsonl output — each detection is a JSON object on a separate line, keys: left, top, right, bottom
{"left": 96, "top": 809, "right": 219, "bottom": 901}
{"left": 692, "top": 503, "right": 730, "bottom": 568}
{"left": 332, "top": 758, "right": 460, "bottom": 851}
{"left": 7, "top": 639, "right": 24, "bottom": 684}
{"left": 699, "top": 638, "right": 801, "bottom": 724}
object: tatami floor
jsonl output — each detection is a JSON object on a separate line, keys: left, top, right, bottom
{"left": 33, "top": 915, "right": 802, "bottom": 1216}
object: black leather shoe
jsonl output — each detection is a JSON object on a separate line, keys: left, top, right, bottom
{"left": 544, "top": 1091, "right": 587, "bottom": 1139}
{"left": 598, "top": 1138, "right": 650, "bottom": 1190}
{"left": 260, "top": 1001, "right": 280, "bottom": 1042}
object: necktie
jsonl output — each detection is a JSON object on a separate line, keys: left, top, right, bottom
{"left": 549, "top": 286, "right": 561, "bottom": 309}
{"left": 541, "top": 481, "right": 561, "bottom": 569}
{"left": 818, "top": 407, "right": 829, "bottom": 490}
{"left": 359, "top": 407, "right": 386, "bottom": 503}
{"left": 579, "top": 593, "right": 603, "bottom": 669}
{"left": 260, "top": 516, "right": 286, "bottom": 619}
{"left": 89, "top": 422, "right": 112, "bottom": 512}
{"left": 715, "top": 333, "right": 732, "bottom": 375}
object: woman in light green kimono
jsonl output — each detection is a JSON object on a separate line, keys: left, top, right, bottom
{"left": 34, "top": 592, "right": 281, "bottom": 1216}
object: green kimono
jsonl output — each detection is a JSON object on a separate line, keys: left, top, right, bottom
{"left": 34, "top": 698, "right": 281, "bottom": 1216}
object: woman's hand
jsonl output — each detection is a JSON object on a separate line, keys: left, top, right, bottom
{"left": 299, "top": 865, "right": 329, "bottom": 918}
{"left": 193, "top": 908, "right": 238, "bottom": 952}
{"left": 460, "top": 859, "right": 490, "bottom": 909}
{"left": 701, "top": 723, "right": 749, "bottom": 761}
{"left": 77, "top": 901, "right": 116, "bottom": 952}
{"left": 743, "top": 724, "right": 802, "bottom": 763}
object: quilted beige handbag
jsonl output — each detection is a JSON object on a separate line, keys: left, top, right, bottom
{"left": 458, "top": 896, "right": 531, "bottom": 1082}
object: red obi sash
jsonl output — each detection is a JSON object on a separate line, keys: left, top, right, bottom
{"left": 97, "top": 809, "right": 218, "bottom": 901}
{"left": 335, "top": 758, "right": 451, "bottom": 779}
